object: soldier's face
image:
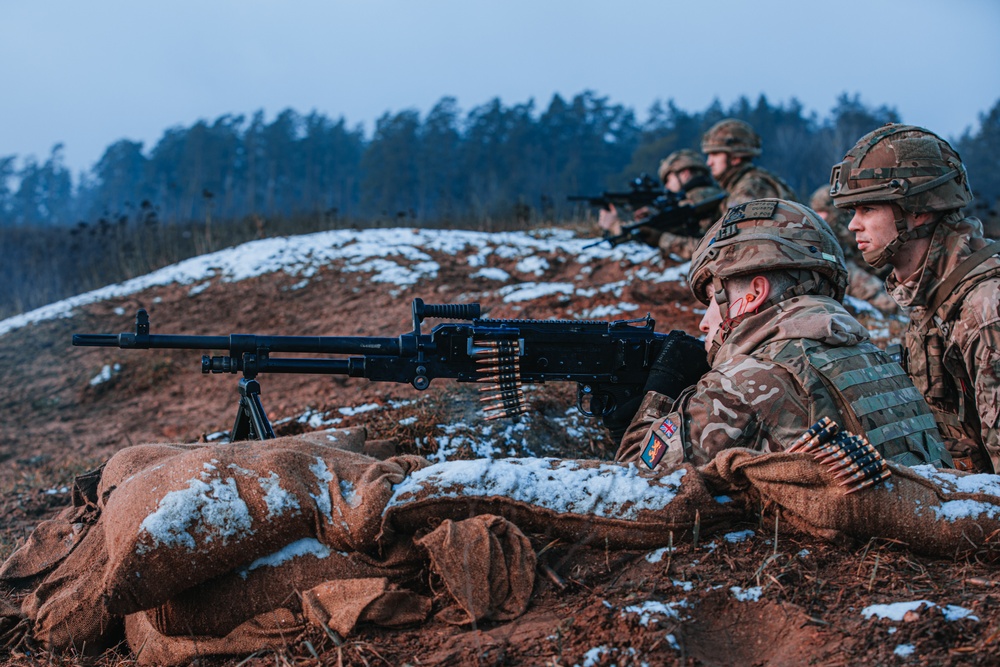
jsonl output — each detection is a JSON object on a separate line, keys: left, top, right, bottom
{"left": 699, "top": 285, "right": 724, "bottom": 352}
{"left": 705, "top": 152, "right": 729, "bottom": 179}
{"left": 664, "top": 172, "right": 683, "bottom": 192}
{"left": 847, "top": 204, "right": 897, "bottom": 257}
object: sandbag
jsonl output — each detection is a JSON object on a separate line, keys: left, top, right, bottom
{"left": 301, "top": 579, "right": 431, "bottom": 637}
{"left": 147, "top": 537, "right": 422, "bottom": 637}
{"left": 416, "top": 515, "right": 536, "bottom": 625}
{"left": 0, "top": 466, "right": 102, "bottom": 588}
{"left": 385, "top": 458, "right": 740, "bottom": 549}
{"left": 703, "top": 448, "right": 1000, "bottom": 558}
{"left": 126, "top": 606, "right": 306, "bottom": 666}
{"left": 101, "top": 436, "right": 428, "bottom": 615}
{"left": 22, "top": 516, "right": 121, "bottom": 655}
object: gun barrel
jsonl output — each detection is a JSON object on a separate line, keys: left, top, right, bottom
{"left": 72, "top": 334, "right": 120, "bottom": 347}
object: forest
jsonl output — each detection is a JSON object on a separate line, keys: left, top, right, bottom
{"left": 1, "top": 92, "right": 998, "bottom": 319}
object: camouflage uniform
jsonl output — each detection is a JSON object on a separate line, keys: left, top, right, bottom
{"left": 615, "top": 199, "right": 950, "bottom": 470}
{"left": 887, "top": 214, "right": 1000, "bottom": 472}
{"left": 717, "top": 162, "right": 798, "bottom": 210}
{"left": 809, "top": 185, "right": 897, "bottom": 315}
{"left": 701, "top": 119, "right": 798, "bottom": 210}
{"left": 831, "top": 124, "right": 1000, "bottom": 472}
{"left": 638, "top": 150, "right": 726, "bottom": 260}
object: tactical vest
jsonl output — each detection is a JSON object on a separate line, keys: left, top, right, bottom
{"left": 900, "top": 243, "right": 1000, "bottom": 471}
{"left": 772, "top": 339, "right": 951, "bottom": 467}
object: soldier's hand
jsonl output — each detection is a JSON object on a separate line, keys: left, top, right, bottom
{"left": 643, "top": 330, "right": 709, "bottom": 398}
{"left": 597, "top": 205, "right": 623, "bottom": 235}
{"left": 600, "top": 395, "right": 643, "bottom": 448}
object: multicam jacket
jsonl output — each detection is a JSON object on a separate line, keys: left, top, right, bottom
{"left": 887, "top": 213, "right": 1000, "bottom": 472}
{"left": 718, "top": 163, "right": 797, "bottom": 210}
{"left": 615, "top": 295, "right": 950, "bottom": 470}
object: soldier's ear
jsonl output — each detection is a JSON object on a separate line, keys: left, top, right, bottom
{"left": 745, "top": 276, "right": 770, "bottom": 312}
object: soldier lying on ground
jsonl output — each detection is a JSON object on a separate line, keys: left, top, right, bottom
{"left": 597, "top": 149, "right": 725, "bottom": 260}
{"left": 830, "top": 123, "right": 1000, "bottom": 473}
{"left": 603, "top": 198, "right": 952, "bottom": 471}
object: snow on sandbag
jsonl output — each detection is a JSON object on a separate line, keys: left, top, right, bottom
{"left": 703, "top": 448, "right": 1000, "bottom": 558}
{"left": 146, "top": 537, "right": 423, "bottom": 637}
{"left": 101, "top": 435, "right": 428, "bottom": 616}
{"left": 384, "top": 458, "right": 742, "bottom": 549}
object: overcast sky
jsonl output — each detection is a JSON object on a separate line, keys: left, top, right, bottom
{"left": 3, "top": 0, "right": 998, "bottom": 175}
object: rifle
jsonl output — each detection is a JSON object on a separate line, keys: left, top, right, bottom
{"left": 73, "top": 299, "right": 668, "bottom": 442}
{"left": 583, "top": 190, "right": 726, "bottom": 250}
{"left": 567, "top": 173, "right": 663, "bottom": 211}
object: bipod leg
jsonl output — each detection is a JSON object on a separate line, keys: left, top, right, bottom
{"left": 230, "top": 377, "right": 276, "bottom": 441}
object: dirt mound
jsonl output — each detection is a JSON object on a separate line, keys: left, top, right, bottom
{"left": 0, "top": 227, "right": 995, "bottom": 665}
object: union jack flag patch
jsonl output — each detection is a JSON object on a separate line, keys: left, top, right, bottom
{"left": 659, "top": 419, "right": 677, "bottom": 438}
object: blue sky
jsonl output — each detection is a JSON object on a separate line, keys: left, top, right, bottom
{"left": 2, "top": 0, "right": 998, "bottom": 175}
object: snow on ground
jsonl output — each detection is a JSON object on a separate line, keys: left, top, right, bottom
{"left": 0, "top": 227, "right": 663, "bottom": 338}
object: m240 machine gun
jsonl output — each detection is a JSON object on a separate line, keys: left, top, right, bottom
{"left": 73, "top": 299, "right": 668, "bottom": 442}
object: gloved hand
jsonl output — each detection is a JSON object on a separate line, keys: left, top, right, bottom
{"left": 600, "top": 395, "right": 643, "bottom": 448}
{"left": 643, "top": 330, "right": 709, "bottom": 398}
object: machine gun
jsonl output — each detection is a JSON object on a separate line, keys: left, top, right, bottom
{"left": 583, "top": 190, "right": 726, "bottom": 250}
{"left": 567, "top": 173, "right": 663, "bottom": 211}
{"left": 73, "top": 299, "right": 668, "bottom": 442}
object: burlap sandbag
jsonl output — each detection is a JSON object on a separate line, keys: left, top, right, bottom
{"left": 129, "top": 580, "right": 430, "bottom": 666}
{"left": 147, "top": 537, "right": 422, "bottom": 637}
{"left": 385, "top": 458, "right": 740, "bottom": 550}
{"left": 0, "top": 466, "right": 102, "bottom": 588}
{"left": 126, "top": 606, "right": 307, "bottom": 666}
{"left": 416, "top": 515, "right": 536, "bottom": 625}
{"left": 301, "top": 579, "right": 431, "bottom": 637}
{"left": 97, "top": 443, "right": 201, "bottom": 508}
{"left": 102, "top": 436, "right": 428, "bottom": 615}
{"left": 703, "top": 448, "right": 1000, "bottom": 558}
{"left": 22, "top": 516, "right": 121, "bottom": 655}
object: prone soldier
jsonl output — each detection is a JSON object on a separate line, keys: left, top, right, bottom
{"left": 701, "top": 119, "right": 797, "bottom": 209}
{"left": 829, "top": 123, "right": 1000, "bottom": 472}
{"left": 809, "top": 185, "right": 899, "bottom": 315}
{"left": 598, "top": 149, "right": 724, "bottom": 260}
{"left": 603, "top": 198, "right": 951, "bottom": 471}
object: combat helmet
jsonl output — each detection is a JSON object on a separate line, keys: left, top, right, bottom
{"left": 829, "top": 124, "right": 973, "bottom": 267}
{"left": 658, "top": 149, "right": 709, "bottom": 184}
{"left": 700, "top": 119, "right": 762, "bottom": 157}
{"left": 689, "top": 199, "right": 848, "bottom": 308}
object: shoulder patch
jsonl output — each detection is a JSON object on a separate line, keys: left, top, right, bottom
{"left": 640, "top": 432, "right": 669, "bottom": 470}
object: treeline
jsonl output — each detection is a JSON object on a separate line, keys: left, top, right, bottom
{"left": 3, "top": 92, "right": 998, "bottom": 229}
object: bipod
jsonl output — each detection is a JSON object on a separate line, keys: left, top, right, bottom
{"left": 230, "top": 377, "right": 275, "bottom": 441}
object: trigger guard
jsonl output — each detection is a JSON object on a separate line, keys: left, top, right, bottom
{"left": 577, "top": 386, "right": 614, "bottom": 417}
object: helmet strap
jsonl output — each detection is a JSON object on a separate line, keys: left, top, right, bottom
{"left": 862, "top": 203, "right": 937, "bottom": 268}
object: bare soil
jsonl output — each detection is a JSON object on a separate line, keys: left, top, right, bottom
{"left": 0, "top": 232, "right": 996, "bottom": 666}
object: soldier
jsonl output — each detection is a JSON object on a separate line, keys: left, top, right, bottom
{"left": 597, "top": 149, "right": 724, "bottom": 260}
{"left": 809, "top": 185, "right": 899, "bottom": 315}
{"left": 603, "top": 198, "right": 950, "bottom": 471}
{"left": 701, "top": 119, "right": 797, "bottom": 209}
{"left": 829, "top": 123, "right": 1000, "bottom": 472}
